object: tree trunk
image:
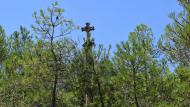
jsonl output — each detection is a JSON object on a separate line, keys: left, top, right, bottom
{"left": 97, "top": 79, "right": 105, "bottom": 107}
{"left": 50, "top": 38, "right": 58, "bottom": 107}
{"left": 133, "top": 67, "right": 140, "bottom": 107}
{"left": 51, "top": 71, "right": 58, "bottom": 107}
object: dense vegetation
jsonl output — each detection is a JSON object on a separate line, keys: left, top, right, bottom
{"left": 0, "top": 1, "right": 190, "bottom": 107}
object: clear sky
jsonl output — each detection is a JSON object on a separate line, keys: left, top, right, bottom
{"left": 0, "top": 0, "right": 182, "bottom": 50}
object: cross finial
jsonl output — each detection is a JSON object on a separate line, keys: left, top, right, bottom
{"left": 81, "top": 22, "right": 95, "bottom": 49}
{"left": 81, "top": 22, "right": 95, "bottom": 33}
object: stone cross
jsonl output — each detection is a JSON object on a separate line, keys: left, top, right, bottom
{"left": 81, "top": 22, "right": 95, "bottom": 41}
{"left": 81, "top": 22, "right": 95, "bottom": 106}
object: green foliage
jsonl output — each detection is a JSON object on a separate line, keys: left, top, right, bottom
{"left": 0, "top": 26, "right": 6, "bottom": 64}
{"left": 0, "top": 1, "right": 190, "bottom": 107}
{"left": 113, "top": 24, "right": 165, "bottom": 106}
{"left": 159, "top": 0, "right": 190, "bottom": 65}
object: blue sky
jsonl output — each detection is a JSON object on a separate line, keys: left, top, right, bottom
{"left": 0, "top": 0, "right": 182, "bottom": 50}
